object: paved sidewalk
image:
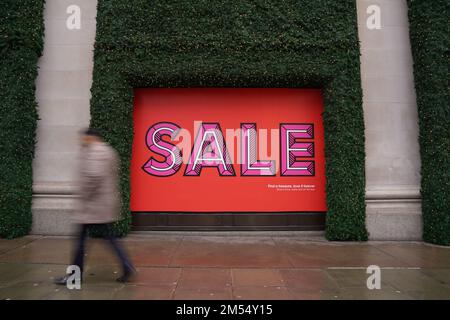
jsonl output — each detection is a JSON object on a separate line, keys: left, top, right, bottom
{"left": 0, "top": 233, "right": 449, "bottom": 300}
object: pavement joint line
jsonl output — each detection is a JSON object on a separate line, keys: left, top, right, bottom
{"left": 271, "top": 236, "right": 297, "bottom": 268}
{"left": 0, "top": 235, "right": 45, "bottom": 258}
{"left": 167, "top": 235, "right": 185, "bottom": 267}
{"left": 14, "top": 235, "right": 449, "bottom": 247}
{"left": 423, "top": 242, "right": 450, "bottom": 249}
{"left": 168, "top": 267, "right": 182, "bottom": 300}
{"left": 371, "top": 244, "right": 423, "bottom": 268}
{"left": 326, "top": 267, "right": 422, "bottom": 270}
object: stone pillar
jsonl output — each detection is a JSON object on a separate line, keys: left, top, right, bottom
{"left": 32, "top": 0, "right": 97, "bottom": 235}
{"left": 356, "top": 0, "right": 422, "bottom": 240}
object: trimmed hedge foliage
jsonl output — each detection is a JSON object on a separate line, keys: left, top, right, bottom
{"left": 407, "top": 0, "right": 450, "bottom": 245}
{"left": 0, "top": 1, "right": 44, "bottom": 238}
{"left": 90, "top": 0, "right": 367, "bottom": 240}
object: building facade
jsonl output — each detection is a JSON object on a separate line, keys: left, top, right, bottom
{"left": 31, "top": 0, "right": 422, "bottom": 239}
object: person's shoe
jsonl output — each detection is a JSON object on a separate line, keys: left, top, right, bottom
{"left": 116, "top": 267, "right": 136, "bottom": 283}
{"left": 53, "top": 275, "right": 70, "bottom": 285}
{"left": 54, "top": 275, "right": 83, "bottom": 285}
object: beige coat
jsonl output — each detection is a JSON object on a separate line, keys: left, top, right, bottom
{"left": 74, "top": 141, "right": 121, "bottom": 224}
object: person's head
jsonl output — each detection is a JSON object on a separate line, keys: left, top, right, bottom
{"left": 81, "top": 128, "right": 103, "bottom": 146}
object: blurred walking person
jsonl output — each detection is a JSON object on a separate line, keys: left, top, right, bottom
{"left": 55, "top": 128, "right": 135, "bottom": 285}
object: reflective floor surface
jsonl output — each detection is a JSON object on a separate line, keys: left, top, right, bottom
{"left": 0, "top": 234, "right": 449, "bottom": 300}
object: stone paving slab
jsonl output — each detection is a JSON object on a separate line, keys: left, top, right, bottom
{"left": 375, "top": 243, "right": 450, "bottom": 268}
{"left": 273, "top": 238, "right": 413, "bottom": 267}
{"left": 0, "top": 236, "right": 42, "bottom": 255}
{"left": 170, "top": 236, "right": 293, "bottom": 268}
{"left": 0, "top": 235, "right": 449, "bottom": 300}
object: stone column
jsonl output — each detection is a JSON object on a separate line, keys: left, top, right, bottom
{"left": 356, "top": 0, "right": 422, "bottom": 240}
{"left": 32, "top": 0, "right": 97, "bottom": 235}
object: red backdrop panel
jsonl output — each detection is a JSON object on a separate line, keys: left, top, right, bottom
{"left": 131, "top": 88, "right": 327, "bottom": 212}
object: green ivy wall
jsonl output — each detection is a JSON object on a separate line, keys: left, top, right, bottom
{"left": 407, "top": 0, "right": 450, "bottom": 245}
{"left": 0, "top": 0, "right": 44, "bottom": 238}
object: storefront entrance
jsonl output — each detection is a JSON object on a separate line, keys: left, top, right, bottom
{"left": 130, "top": 88, "right": 326, "bottom": 230}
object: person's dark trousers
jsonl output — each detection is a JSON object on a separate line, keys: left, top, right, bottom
{"left": 72, "top": 223, "right": 133, "bottom": 278}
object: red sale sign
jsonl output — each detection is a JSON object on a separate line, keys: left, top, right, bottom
{"left": 130, "top": 88, "right": 327, "bottom": 212}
